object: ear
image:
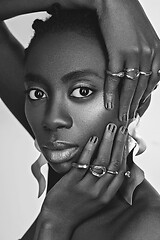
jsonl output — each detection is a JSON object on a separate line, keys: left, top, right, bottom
{"left": 137, "top": 95, "right": 151, "bottom": 117}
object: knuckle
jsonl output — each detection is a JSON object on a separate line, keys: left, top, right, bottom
{"left": 89, "top": 188, "right": 99, "bottom": 199}
{"left": 111, "top": 158, "right": 121, "bottom": 170}
{"left": 154, "top": 39, "right": 160, "bottom": 50}
{"left": 41, "top": 219, "right": 54, "bottom": 230}
{"left": 142, "top": 45, "right": 152, "bottom": 57}
{"left": 130, "top": 45, "right": 141, "bottom": 57}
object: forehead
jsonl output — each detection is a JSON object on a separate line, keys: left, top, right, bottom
{"left": 25, "top": 31, "right": 106, "bottom": 81}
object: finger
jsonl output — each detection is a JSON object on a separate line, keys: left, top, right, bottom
{"left": 141, "top": 51, "right": 160, "bottom": 103}
{"left": 101, "top": 145, "right": 127, "bottom": 203}
{"left": 105, "top": 57, "right": 124, "bottom": 110}
{"left": 68, "top": 136, "right": 98, "bottom": 182}
{"left": 95, "top": 126, "right": 128, "bottom": 190}
{"left": 35, "top": 227, "right": 53, "bottom": 240}
{"left": 81, "top": 123, "right": 117, "bottom": 184}
{"left": 129, "top": 64, "right": 152, "bottom": 119}
{"left": 119, "top": 56, "right": 140, "bottom": 122}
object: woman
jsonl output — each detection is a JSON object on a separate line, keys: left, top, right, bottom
{"left": 0, "top": 0, "right": 159, "bottom": 240}
{"left": 20, "top": 6, "right": 160, "bottom": 239}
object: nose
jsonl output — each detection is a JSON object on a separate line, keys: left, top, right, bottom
{"left": 42, "top": 99, "right": 73, "bottom": 131}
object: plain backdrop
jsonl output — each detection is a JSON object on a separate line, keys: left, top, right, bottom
{"left": 0, "top": 0, "right": 160, "bottom": 239}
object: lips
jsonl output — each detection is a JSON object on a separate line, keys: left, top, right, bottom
{"left": 42, "top": 141, "right": 79, "bottom": 163}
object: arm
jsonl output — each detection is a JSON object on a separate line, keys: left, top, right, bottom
{"left": 1, "top": 0, "right": 159, "bottom": 135}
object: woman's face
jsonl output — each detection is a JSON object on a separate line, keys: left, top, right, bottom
{"left": 25, "top": 31, "right": 120, "bottom": 173}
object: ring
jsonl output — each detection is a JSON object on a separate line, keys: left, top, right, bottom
{"left": 125, "top": 68, "right": 140, "bottom": 80}
{"left": 140, "top": 71, "right": 152, "bottom": 76}
{"left": 71, "top": 162, "right": 89, "bottom": 169}
{"left": 124, "top": 170, "right": 131, "bottom": 178}
{"left": 106, "top": 70, "right": 125, "bottom": 78}
{"left": 90, "top": 165, "right": 106, "bottom": 178}
{"left": 106, "top": 170, "right": 119, "bottom": 175}
{"left": 157, "top": 69, "right": 160, "bottom": 76}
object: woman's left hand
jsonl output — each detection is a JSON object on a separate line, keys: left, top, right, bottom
{"left": 95, "top": 0, "right": 160, "bottom": 121}
{"left": 52, "top": 0, "right": 160, "bottom": 121}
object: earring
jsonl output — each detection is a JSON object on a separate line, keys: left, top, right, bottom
{"left": 31, "top": 139, "right": 48, "bottom": 198}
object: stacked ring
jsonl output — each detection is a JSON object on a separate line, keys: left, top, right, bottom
{"left": 125, "top": 68, "right": 140, "bottom": 80}
{"left": 90, "top": 165, "right": 107, "bottom": 178}
{"left": 71, "top": 162, "right": 89, "bottom": 169}
{"left": 106, "top": 70, "right": 125, "bottom": 78}
{"left": 140, "top": 71, "right": 152, "bottom": 76}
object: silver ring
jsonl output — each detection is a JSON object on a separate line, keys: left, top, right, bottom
{"left": 90, "top": 165, "right": 106, "bottom": 178}
{"left": 140, "top": 71, "right": 152, "bottom": 76}
{"left": 125, "top": 68, "right": 140, "bottom": 80}
{"left": 107, "top": 170, "right": 119, "bottom": 175}
{"left": 106, "top": 70, "right": 125, "bottom": 78}
{"left": 72, "top": 162, "right": 89, "bottom": 169}
{"left": 124, "top": 170, "right": 131, "bottom": 178}
{"left": 157, "top": 69, "right": 160, "bottom": 76}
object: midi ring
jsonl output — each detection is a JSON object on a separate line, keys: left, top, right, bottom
{"left": 90, "top": 165, "right": 106, "bottom": 178}
{"left": 106, "top": 70, "right": 125, "bottom": 78}
{"left": 124, "top": 170, "right": 131, "bottom": 178}
{"left": 125, "top": 68, "right": 140, "bottom": 80}
{"left": 106, "top": 170, "right": 119, "bottom": 175}
{"left": 140, "top": 71, "right": 152, "bottom": 76}
{"left": 72, "top": 162, "right": 89, "bottom": 169}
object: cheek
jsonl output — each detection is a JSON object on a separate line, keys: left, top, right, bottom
{"left": 25, "top": 101, "right": 43, "bottom": 138}
{"left": 70, "top": 94, "right": 120, "bottom": 144}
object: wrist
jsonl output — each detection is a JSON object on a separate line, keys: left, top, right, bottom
{"left": 38, "top": 209, "right": 75, "bottom": 237}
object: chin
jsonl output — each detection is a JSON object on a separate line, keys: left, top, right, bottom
{"left": 49, "top": 161, "right": 73, "bottom": 174}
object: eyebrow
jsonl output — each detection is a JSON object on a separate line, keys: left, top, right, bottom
{"left": 25, "top": 69, "right": 104, "bottom": 84}
{"left": 61, "top": 69, "right": 104, "bottom": 83}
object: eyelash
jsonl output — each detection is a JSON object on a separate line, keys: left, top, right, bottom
{"left": 25, "top": 88, "right": 47, "bottom": 101}
{"left": 25, "top": 86, "right": 95, "bottom": 101}
{"left": 70, "top": 86, "right": 94, "bottom": 99}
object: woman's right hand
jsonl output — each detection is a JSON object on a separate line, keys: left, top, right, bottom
{"left": 33, "top": 124, "right": 128, "bottom": 240}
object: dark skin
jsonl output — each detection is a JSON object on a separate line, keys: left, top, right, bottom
{"left": 0, "top": 1, "right": 160, "bottom": 239}
{"left": 22, "top": 29, "right": 160, "bottom": 239}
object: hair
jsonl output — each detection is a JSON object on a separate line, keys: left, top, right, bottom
{"left": 25, "top": 4, "right": 107, "bottom": 60}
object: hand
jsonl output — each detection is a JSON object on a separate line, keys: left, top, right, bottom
{"left": 95, "top": 0, "right": 160, "bottom": 121}
{"left": 33, "top": 124, "right": 128, "bottom": 239}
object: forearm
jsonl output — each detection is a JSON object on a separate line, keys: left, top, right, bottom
{"left": 0, "top": 0, "right": 54, "bottom": 21}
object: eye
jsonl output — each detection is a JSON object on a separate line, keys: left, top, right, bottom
{"left": 26, "top": 89, "right": 47, "bottom": 100}
{"left": 70, "top": 87, "right": 93, "bottom": 98}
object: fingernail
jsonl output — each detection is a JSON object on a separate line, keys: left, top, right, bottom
{"left": 121, "top": 113, "right": 128, "bottom": 122}
{"left": 129, "top": 111, "right": 136, "bottom": 120}
{"left": 90, "top": 136, "right": 98, "bottom": 143}
{"left": 105, "top": 102, "right": 113, "bottom": 110}
{"left": 120, "top": 126, "right": 128, "bottom": 134}
{"left": 142, "top": 94, "right": 150, "bottom": 104}
{"left": 107, "top": 123, "right": 117, "bottom": 133}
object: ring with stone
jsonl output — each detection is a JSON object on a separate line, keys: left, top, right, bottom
{"left": 124, "top": 170, "right": 131, "bottom": 178}
{"left": 125, "top": 68, "right": 140, "bottom": 80}
{"left": 90, "top": 165, "right": 107, "bottom": 178}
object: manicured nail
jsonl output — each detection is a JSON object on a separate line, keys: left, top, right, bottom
{"left": 105, "top": 102, "right": 113, "bottom": 110}
{"left": 107, "top": 123, "right": 117, "bottom": 133}
{"left": 129, "top": 111, "right": 136, "bottom": 120}
{"left": 142, "top": 94, "right": 151, "bottom": 104}
{"left": 120, "top": 126, "right": 128, "bottom": 134}
{"left": 90, "top": 136, "right": 98, "bottom": 143}
{"left": 122, "top": 113, "right": 128, "bottom": 122}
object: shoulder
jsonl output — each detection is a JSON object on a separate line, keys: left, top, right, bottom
{"left": 126, "top": 180, "right": 160, "bottom": 240}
